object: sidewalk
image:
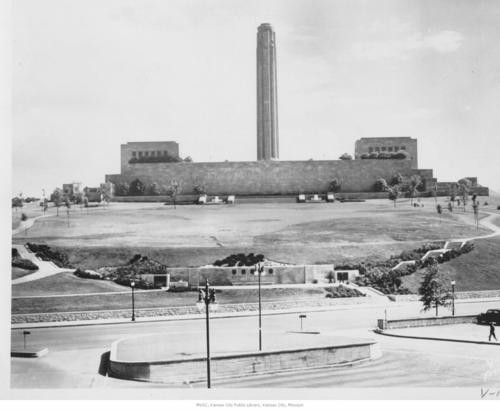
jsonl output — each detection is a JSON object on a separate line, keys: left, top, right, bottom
{"left": 378, "top": 323, "right": 500, "bottom": 346}
{"left": 12, "top": 244, "right": 69, "bottom": 285}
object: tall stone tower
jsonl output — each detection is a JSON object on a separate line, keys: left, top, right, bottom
{"left": 256, "top": 23, "right": 279, "bottom": 161}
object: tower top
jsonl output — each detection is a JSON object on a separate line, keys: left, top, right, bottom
{"left": 258, "top": 23, "right": 274, "bottom": 31}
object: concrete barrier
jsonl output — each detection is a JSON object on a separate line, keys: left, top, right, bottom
{"left": 377, "top": 315, "right": 477, "bottom": 330}
{"left": 109, "top": 341, "right": 380, "bottom": 384}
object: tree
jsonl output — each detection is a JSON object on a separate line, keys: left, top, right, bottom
{"left": 64, "top": 198, "right": 71, "bottom": 227}
{"left": 12, "top": 197, "right": 23, "bottom": 212}
{"left": 418, "top": 260, "right": 452, "bottom": 316}
{"left": 101, "top": 184, "right": 112, "bottom": 205}
{"left": 166, "top": 180, "right": 180, "bottom": 209}
{"left": 436, "top": 204, "right": 442, "bottom": 222}
{"left": 339, "top": 153, "right": 353, "bottom": 160}
{"left": 390, "top": 173, "right": 404, "bottom": 186}
{"left": 329, "top": 178, "right": 342, "bottom": 193}
{"left": 184, "top": 156, "right": 193, "bottom": 162}
{"left": 388, "top": 186, "right": 400, "bottom": 208}
{"left": 457, "top": 178, "right": 472, "bottom": 212}
{"left": 51, "top": 188, "right": 63, "bottom": 216}
{"left": 408, "top": 175, "right": 422, "bottom": 206}
{"left": 129, "top": 179, "right": 146, "bottom": 196}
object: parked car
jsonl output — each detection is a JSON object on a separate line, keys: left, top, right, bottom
{"left": 477, "top": 309, "right": 500, "bottom": 325}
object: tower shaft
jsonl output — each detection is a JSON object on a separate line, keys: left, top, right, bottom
{"left": 257, "top": 23, "right": 279, "bottom": 161}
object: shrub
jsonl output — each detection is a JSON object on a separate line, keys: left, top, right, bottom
{"left": 74, "top": 268, "right": 102, "bottom": 279}
{"left": 214, "top": 253, "right": 265, "bottom": 267}
{"left": 374, "top": 178, "right": 389, "bottom": 192}
{"left": 12, "top": 257, "right": 38, "bottom": 271}
{"left": 339, "top": 153, "right": 353, "bottom": 160}
{"left": 368, "top": 152, "right": 379, "bottom": 159}
{"left": 114, "top": 276, "right": 159, "bottom": 289}
{"left": 329, "top": 178, "right": 342, "bottom": 193}
{"left": 12, "top": 248, "right": 19, "bottom": 258}
{"left": 21, "top": 213, "right": 28, "bottom": 221}
{"left": 377, "top": 152, "right": 390, "bottom": 160}
{"left": 26, "top": 243, "right": 71, "bottom": 268}
{"left": 129, "top": 179, "right": 146, "bottom": 196}
{"left": 324, "top": 285, "right": 365, "bottom": 298}
{"left": 360, "top": 154, "right": 369, "bottom": 159}
{"left": 129, "top": 154, "right": 181, "bottom": 164}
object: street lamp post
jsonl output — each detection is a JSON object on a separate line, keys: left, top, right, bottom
{"left": 197, "top": 279, "right": 217, "bottom": 389}
{"left": 451, "top": 280, "right": 456, "bottom": 316}
{"left": 254, "top": 262, "right": 265, "bottom": 351}
{"left": 131, "top": 280, "right": 136, "bottom": 321}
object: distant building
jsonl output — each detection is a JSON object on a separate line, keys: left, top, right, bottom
{"left": 120, "top": 141, "right": 180, "bottom": 173}
{"left": 354, "top": 137, "right": 418, "bottom": 168}
{"left": 62, "top": 182, "right": 82, "bottom": 200}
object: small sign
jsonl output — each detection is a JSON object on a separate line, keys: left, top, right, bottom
{"left": 299, "top": 314, "right": 307, "bottom": 319}
{"left": 23, "top": 331, "right": 31, "bottom": 335}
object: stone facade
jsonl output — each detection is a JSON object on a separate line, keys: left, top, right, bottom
{"left": 120, "top": 141, "right": 180, "bottom": 173}
{"left": 256, "top": 23, "right": 279, "bottom": 160}
{"left": 106, "top": 159, "right": 419, "bottom": 196}
{"left": 354, "top": 137, "right": 418, "bottom": 168}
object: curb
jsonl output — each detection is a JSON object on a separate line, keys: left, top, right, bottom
{"left": 373, "top": 328, "right": 500, "bottom": 346}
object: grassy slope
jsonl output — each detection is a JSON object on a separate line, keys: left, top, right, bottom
{"left": 12, "top": 272, "right": 129, "bottom": 297}
{"left": 11, "top": 286, "right": 351, "bottom": 314}
{"left": 12, "top": 267, "right": 36, "bottom": 280}
{"left": 402, "top": 236, "right": 500, "bottom": 293}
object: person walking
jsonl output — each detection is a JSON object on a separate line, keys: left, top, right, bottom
{"left": 489, "top": 323, "right": 497, "bottom": 342}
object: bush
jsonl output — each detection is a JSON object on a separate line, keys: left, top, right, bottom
{"left": 12, "top": 257, "right": 38, "bottom": 271}
{"left": 114, "top": 276, "right": 159, "bottom": 289}
{"left": 129, "top": 179, "right": 146, "bottom": 196}
{"left": 339, "top": 153, "right": 353, "bottom": 160}
{"left": 12, "top": 248, "right": 19, "bottom": 258}
{"left": 21, "top": 213, "right": 28, "bottom": 221}
{"left": 324, "top": 285, "right": 365, "bottom": 298}
{"left": 129, "top": 154, "right": 181, "bottom": 164}
{"left": 26, "top": 243, "right": 71, "bottom": 268}
{"left": 214, "top": 253, "right": 265, "bottom": 267}
{"left": 374, "top": 178, "right": 389, "bottom": 192}
{"left": 74, "top": 268, "right": 102, "bottom": 279}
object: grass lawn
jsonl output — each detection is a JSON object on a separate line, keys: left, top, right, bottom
{"left": 401, "top": 236, "right": 500, "bottom": 293}
{"left": 11, "top": 267, "right": 37, "bottom": 280}
{"left": 12, "top": 272, "right": 129, "bottom": 297}
{"left": 11, "top": 286, "right": 348, "bottom": 314}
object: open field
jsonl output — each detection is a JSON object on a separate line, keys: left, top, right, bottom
{"left": 12, "top": 267, "right": 36, "bottom": 280}
{"left": 11, "top": 198, "right": 492, "bottom": 268}
{"left": 11, "top": 284, "right": 346, "bottom": 314}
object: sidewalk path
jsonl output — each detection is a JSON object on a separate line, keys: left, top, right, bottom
{"left": 12, "top": 244, "right": 70, "bottom": 285}
{"left": 12, "top": 214, "right": 50, "bottom": 236}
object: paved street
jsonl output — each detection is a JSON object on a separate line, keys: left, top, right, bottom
{"left": 10, "top": 298, "right": 500, "bottom": 389}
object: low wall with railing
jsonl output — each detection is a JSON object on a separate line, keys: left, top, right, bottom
{"left": 377, "top": 315, "right": 477, "bottom": 330}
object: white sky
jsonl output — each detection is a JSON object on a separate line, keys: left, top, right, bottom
{"left": 11, "top": 0, "right": 500, "bottom": 196}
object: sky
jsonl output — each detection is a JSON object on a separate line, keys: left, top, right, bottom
{"left": 11, "top": 0, "right": 500, "bottom": 196}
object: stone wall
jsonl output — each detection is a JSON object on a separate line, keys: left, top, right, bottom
{"left": 109, "top": 341, "right": 377, "bottom": 384}
{"left": 106, "top": 159, "right": 414, "bottom": 196}
{"left": 145, "top": 264, "right": 335, "bottom": 287}
{"left": 377, "top": 315, "right": 477, "bottom": 330}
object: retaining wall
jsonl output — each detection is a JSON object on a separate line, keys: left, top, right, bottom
{"left": 377, "top": 315, "right": 477, "bottom": 330}
{"left": 106, "top": 159, "right": 415, "bottom": 196}
{"left": 11, "top": 296, "right": 371, "bottom": 324}
{"left": 109, "top": 341, "right": 378, "bottom": 384}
